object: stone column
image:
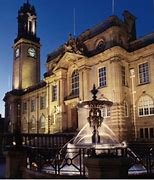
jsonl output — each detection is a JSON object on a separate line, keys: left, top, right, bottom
{"left": 4, "top": 150, "right": 27, "bottom": 179}
{"left": 45, "top": 83, "right": 49, "bottom": 133}
{"left": 79, "top": 67, "right": 91, "bottom": 101}
{"left": 58, "top": 69, "right": 67, "bottom": 131}
{"left": 58, "top": 79, "right": 65, "bottom": 132}
{"left": 3, "top": 130, "right": 26, "bottom": 179}
{"left": 36, "top": 95, "right": 39, "bottom": 133}
{"left": 82, "top": 67, "right": 91, "bottom": 101}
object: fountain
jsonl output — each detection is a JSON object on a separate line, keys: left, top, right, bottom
{"left": 68, "top": 84, "right": 125, "bottom": 149}
{"left": 54, "top": 84, "right": 131, "bottom": 178}
{"left": 43, "top": 85, "right": 141, "bottom": 178}
{"left": 58, "top": 84, "right": 123, "bottom": 155}
{"left": 78, "top": 84, "right": 113, "bottom": 145}
{"left": 74, "top": 85, "right": 130, "bottom": 178}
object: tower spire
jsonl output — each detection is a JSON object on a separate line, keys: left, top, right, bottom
{"left": 15, "top": 1, "right": 40, "bottom": 43}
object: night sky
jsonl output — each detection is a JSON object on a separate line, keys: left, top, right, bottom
{"left": 0, "top": 0, "right": 154, "bottom": 116}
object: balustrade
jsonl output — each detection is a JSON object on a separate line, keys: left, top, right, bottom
{"left": 3, "top": 133, "right": 154, "bottom": 177}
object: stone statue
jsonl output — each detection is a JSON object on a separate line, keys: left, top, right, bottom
{"left": 64, "top": 33, "right": 86, "bottom": 55}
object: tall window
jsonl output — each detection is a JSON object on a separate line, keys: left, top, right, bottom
{"left": 72, "top": 70, "right": 79, "bottom": 95}
{"left": 99, "top": 67, "right": 106, "bottom": 88}
{"left": 31, "top": 99, "right": 35, "bottom": 112}
{"left": 139, "top": 62, "right": 149, "bottom": 84}
{"left": 31, "top": 116, "right": 36, "bottom": 129}
{"left": 150, "top": 128, "right": 154, "bottom": 138}
{"left": 140, "top": 128, "right": 154, "bottom": 139}
{"left": 40, "top": 114, "right": 46, "bottom": 128}
{"left": 23, "top": 102, "right": 27, "bottom": 114}
{"left": 140, "top": 128, "right": 144, "bottom": 138}
{"left": 52, "top": 85, "right": 57, "bottom": 101}
{"left": 40, "top": 96, "right": 46, "bottom": 109}
{"left": 121, "top": 66, "right": 126, "bottom": 86}
{"left": 138, "top": 95, "right": 154, "bottom": 116}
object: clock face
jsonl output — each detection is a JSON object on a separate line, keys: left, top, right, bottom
{"left": 15, "top": 48, "right": 20, "bottom": 58}
{"left": 28, "top": 47, "right": 36, "bottom": 58}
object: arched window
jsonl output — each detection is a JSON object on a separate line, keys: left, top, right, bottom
{"left": 124, "top": 101, "right": 128, "bottom": 117}
{"left": 40, "top": 114, "right": 46, "bottom": 128}
{"left": 96, "top": 40, "right": 105, "bottom": 51}
{"left": 138, "top": 95, "right": 154, "bottom": 116}
{"left": 31, "top": 116, "right": 36, "bottom": 129}
{"left": 71, "top": 70, "right": 79, "bottom": 95}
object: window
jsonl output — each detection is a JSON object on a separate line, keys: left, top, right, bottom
{"left": 145, "top": 128, "right": 148, "bottom": 138}
{"left": 121, "top": 66, "right": 126, "bottom": 86}
{"left": 31, "top": 99, "right": 35, "bottom": 112}
{"left": 71, "top": 70, "right": 79, "bottom": 95}
{"left": 140, "top": 128, "right": 144, "bottom": 138}
{"left": 23, "top": 102, "right": 27, "bottom": 114}
{"left": 124, "top": 101, "right": 128, "bottom": 117}
{"left": 40, "top": 114, "right": 46, "bottom": 128}
{"left": 139, "top": 62, "right": 149, "bottom": 84}
{"left": 15, "top": 48, "right": 20, "bottom": 58}
{"left": 140, "top": 128, "right": 154, "bottom": 139}
{"left": 40, "top": 96, "right": 46, "bottom": 109}
{"left": 96, "top": 40, "right": 105, "bottom": 50}
{"left": 31, "top": 116, "right": 36, "bottom": 129}
{"left": 150, "top": 128, "right": 154, "bottom": 138}
{"left": 99, "top": 67, "right": 106, "bottom": 88}
{"left": 52, "top": 85, "right": 57, "bottom": 101}
{"left": 138, "top": 95, "right": 154, "bottom": 117}
{"left": 101, "top": 106, "right": 111, "bottom": 117}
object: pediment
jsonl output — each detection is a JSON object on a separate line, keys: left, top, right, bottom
{"left": 52, "top": 52, "right": 85, "bottom": 72}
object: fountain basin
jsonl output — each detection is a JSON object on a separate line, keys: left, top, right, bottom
{"left": 84, "top": 156, "right": 132, "bottom": 179}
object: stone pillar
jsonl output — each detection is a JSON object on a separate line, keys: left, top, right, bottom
{"left": 58, "top": 71, "right": 67, "bottom": 131}
{"left": 4, "top": 150, "right": 27, "bottom": 179}
{"left": 82, "top": 67, "right": 90, "bottom": 101}
{"left": 36, "top": 95, "right": 39, "bottom": 133}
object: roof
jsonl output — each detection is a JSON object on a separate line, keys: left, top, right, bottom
{"left": 46, "top": 15, "right": 126, "bottom": 63}
{"left": 129, "top": 32, "right": 154, "bottom": 51}
{"left": 4, "top": 81, "right": 46, "bottom": 100}
{"left": 78, "top": 15, "right": 125, "bottom": 42}
{"left": 22, "top": 81, "right": 46, "bottom": 95}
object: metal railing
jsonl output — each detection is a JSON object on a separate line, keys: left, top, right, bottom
{"left": 3, "top": 132, "right": 75, "bottom": 149}
{"left": 128, "top": 142, "right": 154, "bottom": 174}
{"left": 25, "top": 145, "right": 128, "bottom": 176}
{"left": 3, "top": 133, "right": 154, "bottom": 177}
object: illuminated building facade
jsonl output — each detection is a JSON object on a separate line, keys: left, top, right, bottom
{"left": 4, "top": 1, "right": 154, "bottom": 142}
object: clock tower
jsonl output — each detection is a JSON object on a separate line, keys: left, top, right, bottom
{"left": 13, "top": 1, "right": 40, "bottom": 90}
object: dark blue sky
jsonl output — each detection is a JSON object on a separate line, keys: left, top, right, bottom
{"left": 0, "top": 0, "right": 154, "bottom": 116}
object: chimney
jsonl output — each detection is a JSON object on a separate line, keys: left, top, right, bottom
{"left": 123, "top": 10, "right": 136, "bottom": 41}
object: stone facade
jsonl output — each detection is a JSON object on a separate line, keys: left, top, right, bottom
{"left": 3, "top": 2, "right": 154, "bottom": 142}
{"left": 0, "top": 114, "right": 4, "bottom": 156}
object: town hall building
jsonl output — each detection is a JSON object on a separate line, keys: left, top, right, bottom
{"left": 4, "top": 1, "right": 154, "bottom": 142}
